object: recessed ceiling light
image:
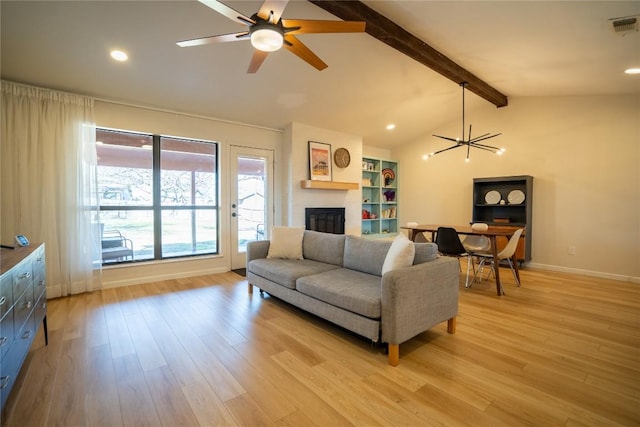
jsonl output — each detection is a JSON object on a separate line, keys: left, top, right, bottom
{"left": 386, "top": 124, "right": 396, "bottom": 131}
{"left": 110, "top": 49, "right": 128, "bottom": 62}
{"left": 624, "top": 68, "right": 640, "bottom": 75}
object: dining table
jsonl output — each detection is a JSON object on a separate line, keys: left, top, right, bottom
{"left": 401, "top": 224, "right": 522, "bottom": 296}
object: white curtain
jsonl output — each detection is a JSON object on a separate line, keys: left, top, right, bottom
{"left": 1, "top": 80, "right": 101, "bottom": 297}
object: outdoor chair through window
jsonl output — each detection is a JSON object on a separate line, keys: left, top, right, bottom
{"left": 101, "top": 228, "right": 134, "bottom": 263}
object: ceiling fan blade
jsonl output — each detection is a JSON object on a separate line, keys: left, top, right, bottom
{"left": 283, "top": 35, "right": 327, "bottom": 70}
{"left": 257, "top": 0, "right": 289, "bottom": 22}
{"left": 177, "top": 32, "right": 249, "bottom": 47}
{"left": 198, "top": 0, "right": 254, "bottom": 25}
{"left": 247, "top": 49, "right": 270, "bottom": 74}
{"left": 281, "top": 19, "right": 365, "bottom": 35}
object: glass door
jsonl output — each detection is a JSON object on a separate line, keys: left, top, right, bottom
{"left": 229, "top": 146, "right": 274, "bottom": 270}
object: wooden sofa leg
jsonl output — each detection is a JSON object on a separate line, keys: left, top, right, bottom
{"left": 388, "top": 344, "right": 399, "bottom": 366}
{"left": 447, "top": 317, "right": 456, "bottom": 334}
{"left": 248, "top": 283, "right": 253, "bottom": 294}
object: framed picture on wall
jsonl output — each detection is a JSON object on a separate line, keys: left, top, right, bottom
{"left": 308, "top": 141, "right": 332, "bottom": 181}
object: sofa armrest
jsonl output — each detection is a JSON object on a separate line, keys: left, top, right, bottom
{"left": 380, "top": 256, "right": 459, "bottom": 345}
{"left": 247, "top": 240, "right": 270, "bottom": 263}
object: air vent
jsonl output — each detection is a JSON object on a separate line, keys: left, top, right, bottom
{"left": 612, "top": 17, "right": 637, "bottom": 32}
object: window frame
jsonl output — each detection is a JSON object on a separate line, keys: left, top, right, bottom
{"left": 96, "top": 128, "right": 220, "bottom": 264}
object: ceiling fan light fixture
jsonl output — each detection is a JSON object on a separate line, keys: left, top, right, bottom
{"left": 250, "top": 24, "right": 284, "bottom": 52}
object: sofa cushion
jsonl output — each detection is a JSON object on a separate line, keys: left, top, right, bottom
{"left": 413, "top": 242, "right": 438, "bottom": 264}
{"left": 302, "top": 230, "right": 346, "bottom": 266}
{"left": 296, "top": 268, "right": 381, "bottom": 318}
{"left": 381, "top": 233, "right": 415, "bottom": 275}
{"left": 248, "top": 258, "right": 340, "bottom": 289}
{"left": 267, "top": 226, "right": 304, "bottom": 260}
{"left": 343, "top": 235, "right": 392, "bottom": 276}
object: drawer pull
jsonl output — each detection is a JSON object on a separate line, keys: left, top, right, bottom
{"left": 18, "top": 272, "right": 31, "bottom": 279}
{"left": 37, "top": 280, "right": 45, "bottom": 287}
{"left": 25, "top": 300, "right": 33, "bottom": 310}
{"left": 0, "top": 375, "right": 9, "bottom": 389}
{"left": 21, "top": 330, "right": 33, "bottom": 340}
{"left": 0, "top": 336, "right": 7, "bottom": 346}
{"left": 0, "top": 296, "right": 6, "bottom": 305}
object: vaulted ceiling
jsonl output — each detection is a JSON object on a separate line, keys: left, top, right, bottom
{"left": 2, "top": 1, "right": 638, "bottom": 148}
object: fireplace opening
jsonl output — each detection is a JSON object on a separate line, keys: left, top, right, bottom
{"left": 305, "top": 207, "right": 345, "bottom": 234}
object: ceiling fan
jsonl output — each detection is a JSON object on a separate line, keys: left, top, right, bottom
{"left": 177, "top": 0, "right": 366, "bottom": 73}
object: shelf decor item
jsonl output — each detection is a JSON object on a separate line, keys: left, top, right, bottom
{"left": 484, "top": 190, "right": 501, "bottom": 204}
{"left": 507, "top": 189, "right": 525, "bottom": 204}
{"left": 308, "top": 141, "right": 332, "bottom": 181}
{"left": 382, "top": 168, "right": 395, "bottom": 186}
{"left": 333, "top": 147, "right": 351, "bottom": 168}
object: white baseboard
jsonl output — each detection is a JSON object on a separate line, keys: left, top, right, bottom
{"left": 526, "top": 262, "right": 640, "bottom": 284}
{"left": 101, "top": 266, "right": 230, "bottom": 289}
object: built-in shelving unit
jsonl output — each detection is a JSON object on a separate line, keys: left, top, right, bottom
{"left": 362, "top": 157, "right": 398, "bottom": 237}
{"left": 472, "top": 175, "right": 533, "bottom": 262}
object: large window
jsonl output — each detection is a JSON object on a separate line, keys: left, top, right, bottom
{"left": 96, "top": 128, "right": 218, "bottom": 264}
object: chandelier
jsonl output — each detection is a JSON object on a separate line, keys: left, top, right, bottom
{"left": 425, "top": 82, "right": 504, "bottom": 162}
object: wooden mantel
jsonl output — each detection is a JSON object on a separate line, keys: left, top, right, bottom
{"left": 300, "top": 180, "right": 360, "bottom": 190}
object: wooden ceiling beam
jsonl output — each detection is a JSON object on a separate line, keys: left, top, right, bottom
{"left": 307, "top": 0, "right": 508, "bottom": 108}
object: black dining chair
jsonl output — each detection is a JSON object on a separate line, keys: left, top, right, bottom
{"left": 435, "top": 227, "right": 474, "bottom": 287}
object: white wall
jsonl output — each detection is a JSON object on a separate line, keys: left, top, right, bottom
{"left": 363, "top": 146, "right": 391, "bottom": 160}
{"left": 95, "top": 101, "right": 283, "bottom": 288}
{"left": 283, "top": 122, "right": 363, "bottom": 235}
{"left": 391, "top": 94, "right": 640, "bottom": 282}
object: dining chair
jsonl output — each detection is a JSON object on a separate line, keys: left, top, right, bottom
{"left": 462, "top": 234, "right": 491, "bottom": 288}
{"left": 474, "top": 228, "right": 524, "bottom": 293}
{"left": 435, "top": 227, "right": 474, "bottom": 287}
{"left": 413, "top": 231, "right": 430, "bottom": 243}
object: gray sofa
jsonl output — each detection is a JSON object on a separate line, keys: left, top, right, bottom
{"left": 246, "top": 230, "right": 459, "bottom": 366}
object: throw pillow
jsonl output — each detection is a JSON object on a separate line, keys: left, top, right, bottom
{"left": 267, "top": 226, "right": 304, "bottom": 260}
{"left": 381, "top": 233, "right": 415, "bottom": 275}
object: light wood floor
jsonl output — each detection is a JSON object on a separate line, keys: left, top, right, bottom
{"left": 2, "top": 264, "right": 639, "bottom": 426}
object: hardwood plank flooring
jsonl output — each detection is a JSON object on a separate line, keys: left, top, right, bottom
{"left": 2, "top": 267, "right": 639, "bottom": 426}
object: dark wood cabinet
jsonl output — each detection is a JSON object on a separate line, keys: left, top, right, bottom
{"left": 472, "top": 176, "right": 533, "bottom": 263}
